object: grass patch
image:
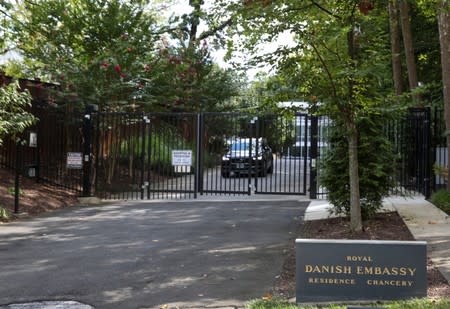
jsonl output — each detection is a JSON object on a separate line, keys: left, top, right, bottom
{"left": 430, "top": 189, "right": 450, "bottom": 215}
{"left": 247, "top": 298, "right": 450, "bottom": 309}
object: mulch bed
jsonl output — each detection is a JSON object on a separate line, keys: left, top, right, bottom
{"left": 0, "top": 168, "right": 78, "bottom": 220}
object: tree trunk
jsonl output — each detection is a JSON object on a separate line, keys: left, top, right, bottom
{"left": 389, "top": 0, "right": 403, "bottom": 95}
{"left": 347, "top": 121, "right": 363, "bottom": 232}
{"left": 347, "top": 21, "right": 362, "bottom": 232}
{"left": 399, "top": 0, "right": 419, "bottom": 95}
{"left": 437, "top": 0, "right": 450, "bottom": 189}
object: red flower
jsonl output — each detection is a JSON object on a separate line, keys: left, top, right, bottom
{"left": 114, "top": 65, "right": 121, "bottom": 72}
{"left": 120, "top": 72, "right": 126, "bottom": 78}
{"left": 127, "top": 47, "right": 133, "bottom": 52}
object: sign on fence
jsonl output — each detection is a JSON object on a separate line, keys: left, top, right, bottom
{"left": 67, "top": 152, "right": 83, "bottom": 169}
{"left": 296, "top": 239, "right": 427, "bottom": 303}
{"left": 29, "top": 132, "right": 37, "bottom": 148}
{"left": 171, "top": 150, "right": 192, "bottom": 166}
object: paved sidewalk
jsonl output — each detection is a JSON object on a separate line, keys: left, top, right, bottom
{"left": 387, "top": 195, "right": 450, "bottom": 284}
{"left": 305, "top": 195, "right": 450, "bottom": 284}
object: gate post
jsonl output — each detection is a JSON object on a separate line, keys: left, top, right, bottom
{"left": 82, "top": 104, "right": 96, "bottom": 197}
{"left": 14, "top": 142, "right": 22, "bottom": 213}
{"left": 141, "top": 114, "right": 149, "bottom": 200}
{"left": 309, "top": 116, "right": 318, "bottom": 199}
{"left": 424, "top": 107, "right": 432, "bottom": 199}
{"left": 195, "top": 113, "right": 203, "bottom": 197}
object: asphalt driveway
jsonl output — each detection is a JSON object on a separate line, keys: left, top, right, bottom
{"left": 0, "top": 200, "right": 308, "bottom": 309}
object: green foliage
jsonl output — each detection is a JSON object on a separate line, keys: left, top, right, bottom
{"left": 320, "top": 115, "right": 397, "bottom": 219}
{"left": 118, "top": 122, "right": 219, "bottom": 174}
{"left": 7, "top": 186, "right": 24, "bottom": 197}
{"left": 247, "top": 299, "right": 314, "bottom": 309}
{"left": 0, "top": 207, "right": 11, "bottom": 220}
{"left": 4, "top": 0, "right": 243, "bottom": 112}
{"left": 433, "top": 164, "right": 448, "bottom": 181}
{"left": 120, "top": 132, "right": 177, "bottom": 173}
{"left": 0, "top": 81, "right": 36, "bottom": 145}
{"left": 8, "top": 0, "right": 160, "bottom": 111}
{"left": 138, "top": 45, "right": 242, "bottom": 112}
{"left": 430, "top": 189, "right": 450, "bottom": 215}
{"left": 247, "top": 298, "right": 450, "bottom": 309}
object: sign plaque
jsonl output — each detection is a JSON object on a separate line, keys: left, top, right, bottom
{"left": 67, "top": 152, "right": 83, "bottom": 169}
{"left": 296, "top": 239, "right": 427, "bottom": 303}
{"left": 29, "top": 132, "right": 37, "bottom": 148}
{"left": 171, "top": 150, "right": 192, "bottom": 166}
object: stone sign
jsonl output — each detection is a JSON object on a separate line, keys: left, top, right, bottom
{"left": 296, "top": 239, "right": 427, "bottom": 303}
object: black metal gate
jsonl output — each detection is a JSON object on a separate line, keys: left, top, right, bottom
{"left": 197, "top": 113, "right": 310, "bottom": 196}
{"left": 85, "top": 111, "right": 311, "bottom": 199}
{"left": 90, "top": 112, "right": 199, "bottom": 200}
{"left": 255, "top": 114, "right": 310, "bottom": 195}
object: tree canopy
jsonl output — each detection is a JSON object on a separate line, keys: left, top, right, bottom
{"left": 3, "top": 0, "right": 242, "bottom": 112}
{"left": 221, "top": 0, "right": 439, "bottom": 231}
{"left": 0, "top": 81, "right": 35, "bottom": 145}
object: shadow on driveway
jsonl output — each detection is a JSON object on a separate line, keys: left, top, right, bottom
{"left": 0, "top": 200, "right": 308, "bottom": 309}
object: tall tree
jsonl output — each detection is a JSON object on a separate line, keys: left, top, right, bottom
{"left": 225, "top": 0, "right": 394, "bottom": 231}
{"left": 389, "top": 0, "right": 404, "bottom": 95}
{"left": 437, "top": 0, "right": 450, "bottom": 189}
{"left": 399, "top": 0, "right": 420, "bottom": 94}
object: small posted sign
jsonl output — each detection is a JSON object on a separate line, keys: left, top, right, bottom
{"left": 171, "top": 150, "right": 192, "bottom": 166}
{"left": 29, "top": 132, "right": 37, "bottom": 148}
{"left": 67, "top": 152, "right": 83, "bottom": 169}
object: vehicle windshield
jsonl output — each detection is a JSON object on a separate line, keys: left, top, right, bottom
{"left": 230, "top": 141, "right": 259, "bottom": 151}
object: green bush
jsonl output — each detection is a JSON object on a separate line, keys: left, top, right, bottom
{"left": 0, "top": 207, "right": 11, "bottom": 220}
{"left": 7, "top": 187, "right": 24, "bottom": 196}
{"left": 430, "top": 189, "right": 450, "bottom": 215}
{"left": 247, "top": 298, "right": 450, "bottom": 309}
{"left": 319, "top": 115, "right": 397, "bottom": 219}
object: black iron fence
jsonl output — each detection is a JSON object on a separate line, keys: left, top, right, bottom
{"left": 432, "top": 107, "right": 447, "bottom": 191}
{"left": 385, "top": 108, "right": 432, "bottom": 198}
{"left": 0, "top": 106, "right": 84, "bottom": 193}
{"left": 0, "top": 106, "right": 445, "bottom": 200}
